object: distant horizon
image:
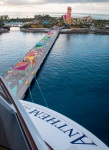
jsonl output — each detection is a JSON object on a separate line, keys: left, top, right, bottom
{"left": 1, "top": 12, "right": 109, "bottom": 20}
{"left": 1, "top": 12, "right": 109, "bottom": 15}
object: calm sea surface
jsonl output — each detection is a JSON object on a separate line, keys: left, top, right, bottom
{"left": 0, "top": 27, "right": 109, "bottom": 146}
{"left": 1, "top": 12, "right": 109, "bottom": 20}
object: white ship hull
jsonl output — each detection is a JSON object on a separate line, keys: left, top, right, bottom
{"left": 20, "top": 100, "right": 109, "bottom": 150}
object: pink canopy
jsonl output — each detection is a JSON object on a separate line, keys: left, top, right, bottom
{"left": 15, "top": 63, "right": 28, "bottom": 71}
{"left": 27, "top": 51, "right": 37, "bottom": 56}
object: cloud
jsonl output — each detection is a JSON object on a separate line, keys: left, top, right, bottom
{"left": 0, "top": 0, "right": 109, "bottom": 15}
{"left": 44, "top": 0, "right": 109, "bottom": 3}
{"left": 0, "top": 0, "right": 109, "bottom": 6}
{"left": 0, "top": 0, "right": 43, "bottom": 5}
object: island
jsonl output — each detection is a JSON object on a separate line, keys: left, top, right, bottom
{"left": 0, "top": 13, "right": 109, "bottom": 35}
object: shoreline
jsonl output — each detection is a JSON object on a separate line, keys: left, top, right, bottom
{"left": 0, "top": 28, "right": 9, "bottom": 34}
{"left": 20, "top": 27, "right": 109, "bottom": 35}
{"left": 20, "top": 28, "right": 49, "bottom": 33}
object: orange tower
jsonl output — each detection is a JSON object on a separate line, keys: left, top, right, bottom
{"left": 66, "top": 7, "right": 72, "bottom": 25}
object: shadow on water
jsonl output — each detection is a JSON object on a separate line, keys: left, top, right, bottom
{"left": 25, "top": 33, "right": 109, "bottom": 146}
{"left": 24, "top": 33, "right": 60, "bottom": 104}
{"left": 1, "top": 30, "right": 109, "bottom": 146}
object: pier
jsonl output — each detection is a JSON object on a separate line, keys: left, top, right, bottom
{"left": 4, "top": 28, "right": 60, "bottom": 99}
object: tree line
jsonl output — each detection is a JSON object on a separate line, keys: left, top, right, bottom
{"left": 0, "top": 15, "right": 9, "bottom": 27}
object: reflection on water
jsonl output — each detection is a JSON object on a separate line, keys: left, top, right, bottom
{"left": 0, "top": 30, "right": 109, "bottom": 146}
{"left": 26, "top": 33, "right": 109, "bottom": 147}
{"left": 10, "top": 27, "right": 20, "bottom": 31}
{"left": 0, "top": 29, "right": 45, "bottom": 76}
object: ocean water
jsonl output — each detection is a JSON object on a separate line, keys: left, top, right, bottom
{"left": 0, "top": 28, "right": 109, "bottom": 146}
{"left": 1, "top": 12, "right": 109, "bottom": 20}
{"left": 0, "top": 27, "right": 45, "bottom": 76}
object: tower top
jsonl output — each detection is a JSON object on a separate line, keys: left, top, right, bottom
{"left": 67, "top": 7, "right": 72, "bottom": 15}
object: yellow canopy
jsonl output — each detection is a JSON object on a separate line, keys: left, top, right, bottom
{"left": 26, "top": 56, "right": 35, "bottom": 68}
{"left": 26, "top": 56, "right": 35, "bottom": 62}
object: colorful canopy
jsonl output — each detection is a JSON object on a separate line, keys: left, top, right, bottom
{"left": 16, "top": 62, "right": 28, "bottom": 67}
{"left": 15, "top": 63, "right": 28, "bottom": 71}
{"left": 26, "top": 56, "right": 35, "bottom": 63}
{"left": 42, "top": 37, "right": 49, "bottom": 41}
{"left": 47, "top": 32, "right": 52, "bottom": 36}
{"left": 36, "top": 42, "right": 45, "bottom": 46}
{"left": 35, "top": 45, "right": 43, "bottom": 49}
{"left": 46, "top": 36, "right": 50, "bottom": 38}
{"left": 27, "top": 51, "right": 37, "bottom": 56}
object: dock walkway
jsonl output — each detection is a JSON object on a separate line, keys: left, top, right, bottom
{"left": 4, "top": 29, "right": 60, "bottom": 99}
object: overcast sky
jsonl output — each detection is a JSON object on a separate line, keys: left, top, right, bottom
{"left": 0, "top": 0, "right": 109, "bottom": 14}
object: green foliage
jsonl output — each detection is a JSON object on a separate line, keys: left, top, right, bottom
{"left": 0, "top": 15, "right": 9, "bottom": 21}
{"left": 0, "top": 15, "right": 9, "bottom": 27}
{"left": 8, "top": 18, "right": 34, "bottom": 23}
{"left": 0, "top": 22, "right": 4, "bottom": 27}
{"left": 0, "top": 19, "right": 4, "bottom": 27}
{"left": 43, "top": 24, "right": 54, "bottom": 28}
{"left": 22, "top": 24, "right": 31, "bottom": 28}
{"left": 1, "top": 14, "right": 108, "bottom": 30}
{"left": 94, "top": 19, "right": 109, "bottom": 29}
{"left": 34, "top": 14, "right": 57, "bottom": 24}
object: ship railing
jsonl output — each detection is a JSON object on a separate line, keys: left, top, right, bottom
{"left": 0, "top": 76, "right": 50, "bottom": 150}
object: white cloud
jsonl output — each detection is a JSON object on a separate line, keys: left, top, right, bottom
{"left": 0, "top": 0, "right": 109, "bottom": 6}
{"left": 0, "top": 1, "right": 109, "bottom": 15}
{"left": 0, "top": 0, "right": 43, "bottom": 5}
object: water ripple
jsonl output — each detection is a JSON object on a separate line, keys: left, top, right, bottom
{"left": 0, "top": 30, "right": 109, "bottom": 146}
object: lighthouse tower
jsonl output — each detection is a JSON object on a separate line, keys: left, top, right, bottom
{"left": 66, "top": 7, "right": 72, "bottom": 25}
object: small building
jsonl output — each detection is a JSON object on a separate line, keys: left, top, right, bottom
{"left": 72, "top": 16, "right": 93, "bottom": 25}
{"left": 30, "top": 20, "right": 39, "bottom": 25}
{"left": 43, "top": 20, "right": 49, "bottom": 25}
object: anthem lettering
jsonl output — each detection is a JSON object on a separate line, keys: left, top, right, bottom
{"left": 24, "top": 106, "right": 97, "bottom": 146}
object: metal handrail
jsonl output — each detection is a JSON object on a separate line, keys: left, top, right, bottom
{"left": 0, "top": 76, "right": 49, "bottom": 150}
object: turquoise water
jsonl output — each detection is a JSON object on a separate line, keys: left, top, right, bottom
{"left": 0, "top": 28, "right": 109, "bottom": 146}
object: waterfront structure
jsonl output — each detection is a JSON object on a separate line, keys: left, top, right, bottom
{"left": 72, "top": 16, "right": 93, "bottom": 25}
{"left": 83, "top": 15, "right": 93, "bottom": 23}
{"left": 4, "top": 28, "right": 60, "bottom": 99}
{"left": 63, "top": 7, "right": 72, "bottom": 25}
{"left": 1, "top": 26, "right": 109, "bottom": 150}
